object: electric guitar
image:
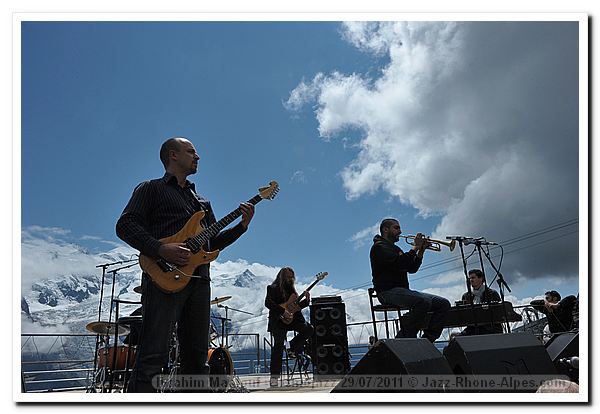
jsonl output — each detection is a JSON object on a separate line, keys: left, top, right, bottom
{"left": 139, "top": 181, "right": 279, "bottom": 293}
{"left": 279, "top": 272, "right": 328, "bottom": 325}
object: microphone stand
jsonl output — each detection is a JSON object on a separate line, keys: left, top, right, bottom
{"left": 107, "top": 262, "right": 139, "bottom": 324}
{"left": 89, "top": 258, "right": 137, "bottom": 393}
{"left": 455, "top": 237, "right": 480, "bottom": 331}
{"left": 473, "top": 241, "right": 495, "bottom": 331}
{"left": 480, "top": 244, "right": 512, "bottom": 333}
{"left": 457, "top": 239, "right": 471, "bottom": 299}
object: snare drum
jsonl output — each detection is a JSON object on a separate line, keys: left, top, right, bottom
{"left": 97, "top": 345, "right": 137, "bottom": 371}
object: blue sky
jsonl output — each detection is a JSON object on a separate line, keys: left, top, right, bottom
{"left": 21, "top": 20, "right": 583, "bottom": 304}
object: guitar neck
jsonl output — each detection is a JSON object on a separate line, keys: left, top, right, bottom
{"left": 296, "top": 278, "right": 321, "bottom": 303}
{"left": 191, "top": 194, "right": 263, "bottom": 247}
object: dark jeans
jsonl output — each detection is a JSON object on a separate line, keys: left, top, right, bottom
{"left": 269, "top": 319, "right": 314, "bottom": 376}
{"left": 377, "top": 287, "right": 450, "bottom": 342}
{"left": 127, "top": 274, "right": 211, "bottom": 392}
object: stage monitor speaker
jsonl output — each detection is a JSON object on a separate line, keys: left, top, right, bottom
{"left": 331, "top": 339, "right": 453, "bottom": 392}
{"left": 444, "top": 332, "right": 557, "bottom": 376}
{"left": 545, "top": 331, "right": 579, "bottom": 383}
{"left": 545, "top": 331, "right": 578, "bottom": 362}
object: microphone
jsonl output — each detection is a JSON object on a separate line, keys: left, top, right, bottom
{"left": 559, "top": 356, "right": 579, "bottom": 369}
{"left": 446, "top": 236, "right": 470, "bottom": 241}
{"left": 446, "top": 236, "right": 499, "bottom": 246}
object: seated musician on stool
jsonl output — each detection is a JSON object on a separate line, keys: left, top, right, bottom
{"left": 530, "top": 290, "right": 577, "bottom": 334}
{"left": 370, "top": 219, "right": 450, "bottom": 343}
{"left": 265, "top": 267, "right": 314, "bottom": 387}
{"left": 457, "top": 269, "right": 502, "bottom": 336}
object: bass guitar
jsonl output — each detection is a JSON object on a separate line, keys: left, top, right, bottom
{"left": 279, "top": 272, "right": 328, "bottom": 324}
{"left": 139, "top": 181, "right": 279, "bottom": 293}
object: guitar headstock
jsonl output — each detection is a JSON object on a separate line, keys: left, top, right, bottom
{"left": 316, "top": 271, "right": 328, "bottom": 281}
{"left": 259, "top": 181, "right": 280, "bottom": 200}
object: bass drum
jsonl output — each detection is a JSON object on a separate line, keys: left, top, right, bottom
{"left": 207, "top": 347, "right": 233, "bottom": 376}
{"left": 97, "top": 345, "right": 136, "bottom": 371}
{"left": 207, "top": 347, "right": 234, "bottom": 391}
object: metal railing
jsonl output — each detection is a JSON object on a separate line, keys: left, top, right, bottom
{"left": 21, "top": 333, "right": 98, "bottom": 393}
{"left": 20, "top": 307, "right": 555, "bottom": 392}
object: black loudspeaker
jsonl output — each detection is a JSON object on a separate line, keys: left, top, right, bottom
{"left": 545, "top": 332, "right": 579, "bottom": 383}
{"left": 331, "top": 339, "right": 453, "bottom": 392}
{"left": 444, "top": 332, "right": 557, "bottom": 375}
{"left": 545, "top": 331, "right": 578, "bottom": 361}
{"left": 310, "top": 296, "right": 350, "bottom": 377}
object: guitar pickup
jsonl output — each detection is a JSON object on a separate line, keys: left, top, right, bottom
{"left": 156, "top": 259, "right": 174, "bottom": 273}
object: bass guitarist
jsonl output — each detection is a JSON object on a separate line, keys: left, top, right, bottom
{"left": 116, "top": 136, "right": 254, "bottom": 392}
{"left": 264, "top": 267, "right": 314, "bottom": 387}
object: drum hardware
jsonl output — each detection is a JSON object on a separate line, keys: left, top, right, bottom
{"left": 210, "top": 295, "right": 232, "bottom": 305}
{"left": 86, "top": 321, "right": 130, "bottom": 336}
{"left": 214, "top": 300, "right": 253, "bottom": 348}
{"left": 87, "top": 297, "right": 141, "bottom": 393}
{"left": 88, "top": 258, "right": 138, "bottom": 393}
{"left": 207, "top": 347, "right": 234, "bottom": 392}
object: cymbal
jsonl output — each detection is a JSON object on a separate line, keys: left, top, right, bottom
{"left": 133, "top": 285, "right": 142, "bottom": 294}
{"left": 86, "top": 321, "right": 130, "bottom": 336}
{"left": 210, "top": 295, "right": 232, "bottom": 305}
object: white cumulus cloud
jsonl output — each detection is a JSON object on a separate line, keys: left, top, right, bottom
{"left": 286, "top": 21, "right": 580, "bottom": 281}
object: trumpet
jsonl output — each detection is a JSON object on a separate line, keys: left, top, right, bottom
{"left": 401, "top": 235, "right": 456, "bottom": 252}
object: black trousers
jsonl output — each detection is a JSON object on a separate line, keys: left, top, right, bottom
{"left": 269, "top": 319, "right": 314, "bottom": 376}
{"left": 378, "top": 287, "right": 451, "bottom": 342}
{"left": 127, "top": 274, "right": 211, "bottom": 392}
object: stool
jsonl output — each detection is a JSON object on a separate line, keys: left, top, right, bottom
{"left": 269, "top": 333, "right": 311, "bottom": 386}
{"left": 368, "top": 288, "right": 410, "bottom": 341}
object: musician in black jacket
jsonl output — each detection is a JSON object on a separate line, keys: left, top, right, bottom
{"left": 458, "top": 269, "right": 503, "bottom": 335}
{"left": 370, "top": 219, "right": 450, "bottom": 342}
{"left": 530, "top": 290, "right": 577, "bottom": 334}
{"left": 265, "top": 267, "right": 314, "bottom": 387}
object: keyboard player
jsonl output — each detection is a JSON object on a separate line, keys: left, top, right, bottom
{"left": 456, "top": 269, "right": 503, "bottom": 336}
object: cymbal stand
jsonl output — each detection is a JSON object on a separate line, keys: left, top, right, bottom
{"left": 216, "top": 304, "right": 253, "bottom": 348}
{"left": 159, "top": 324, "right": 180, "bottom": 392}
{"left": 113, "top": 298, "right": 142, "bottom": 392}
{"left": 88, "top": 258, "right": 136, "bottom": 393}
{"left": 94, "top": 333, "right": 111, "bottom": 393}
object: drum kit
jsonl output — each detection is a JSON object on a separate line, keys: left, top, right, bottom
{"left": 87, "top": 258, "right": 251, "bottom": 393}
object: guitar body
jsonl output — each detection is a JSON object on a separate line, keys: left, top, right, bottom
{"left": 279, "top": 293, "right": 301, "bottom": 325}
{"left": 277, "top": 271, "right": 328, "bottom": 325}
{"left": 139, "top": 211, "right": 220, "bottom": 293}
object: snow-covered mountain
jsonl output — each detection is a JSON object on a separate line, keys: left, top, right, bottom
{"left": 20, "top": 230, "right": 375, "bottom": 351}
{"left": 21, "top": 227, "right": 537, "bottom": 353}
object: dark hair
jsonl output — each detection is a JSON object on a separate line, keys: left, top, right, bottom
{"left": 380, "top": 218, "right": 399, "bottom": 235}
{"left": 545, "top": 290, "right": 561, "bottom": 301}
{"left": 159, "top": 137, "right": 185, "bottom": 168}
{"left": 271, "top": 267, "right": 297, "bottom": 300}
{"left": 468, "top": 269, "right": 484, "bottom": 279}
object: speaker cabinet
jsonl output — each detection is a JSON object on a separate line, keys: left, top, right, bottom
{"left": 545, "top": 331, "right": 579, "bottom": 382}
{"left": 444, "top": 332, "right": 557, "bottom": 375}
{"left": 310, "top": 297, "right": 350, "bottom": 377}
{"left": 332, "top": 339, "right": 453, "bottom": 392}
{"left": 545, "top": 331, "right": 578, "bottom": 361}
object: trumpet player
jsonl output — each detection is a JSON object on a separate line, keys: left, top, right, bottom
{"left": 370, "top": 219, "right": 450, "bottom": 342}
